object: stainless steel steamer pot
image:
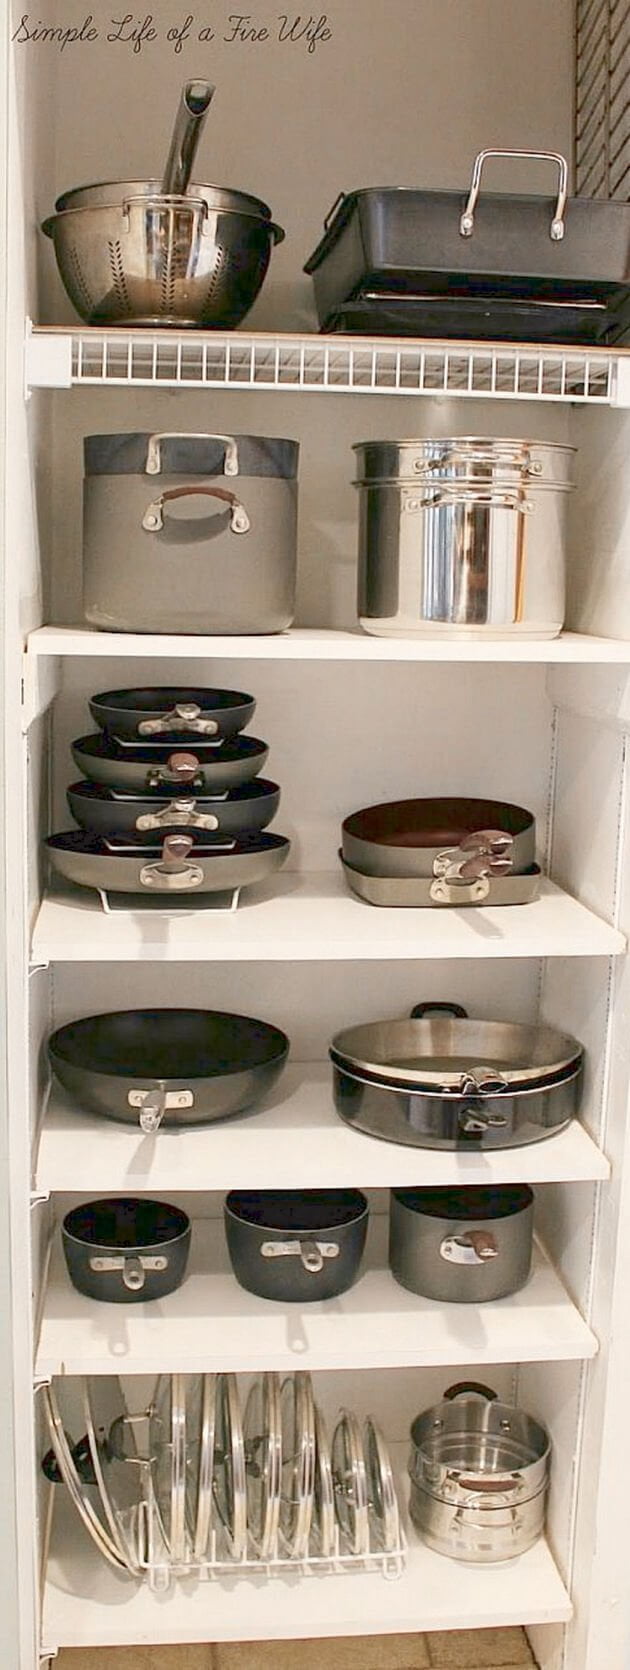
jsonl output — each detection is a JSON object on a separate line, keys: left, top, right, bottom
{"left": 330, "top": 1002, "right": 584, "bottom": 1149}
{"left": 408, "top": 1383, "right": 550, "bottom": 1562}
{"left": 353, "top": 437, "right": 576, "bottom": 639}
{"left": 389, "top": 1185, "right": 534, "bottom": 1301}
{"left": 83, "top": 433, "right": 299, "bottom": 634}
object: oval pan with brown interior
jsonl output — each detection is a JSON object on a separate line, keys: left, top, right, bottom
{"left": 342, "top": 796, "right": 535, "bottom": 878}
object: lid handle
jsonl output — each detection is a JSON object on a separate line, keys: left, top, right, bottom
{"left": 459, "top": 148, "right": 568, "bottom": 241}
{"left": 411, "top": 1002, "right": 468, "bottom": 1020}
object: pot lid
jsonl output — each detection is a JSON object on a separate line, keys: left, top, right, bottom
{"left": 330, "top": 1015, "right": 583, "bottom": 1090}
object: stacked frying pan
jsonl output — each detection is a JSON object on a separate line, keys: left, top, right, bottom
{"left": 340, "top": 796, "right": 542, "bottom": 907}
{"left": 46, "top": 686, "right": 290, "bottom": 903}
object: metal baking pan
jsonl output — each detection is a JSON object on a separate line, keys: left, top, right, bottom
{"left": 340, "top": 854, "right": 542, "bottom": 908}
{"left": 304, "top": 149, "right": 630, "bottom": 345}
{"left": 325, "top": 293, "right": 627, "bottom": 346}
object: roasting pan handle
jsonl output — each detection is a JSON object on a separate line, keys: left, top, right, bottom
{"left": 460, "top": 149, "right": 568, "bottom": 241}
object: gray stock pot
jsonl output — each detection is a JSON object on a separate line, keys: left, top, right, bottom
{"left": 330, "top": 1001, "right": 584, "bottom": 1150}
{"left": 83, "top": 432, "right": 299, "bottom": 635}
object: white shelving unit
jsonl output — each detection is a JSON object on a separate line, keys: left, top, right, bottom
{"left": 6, "top": 13, "right": 630, "bottom": 1670}
{"left": 36, "top": 1226, "right": 597, "bottom": 1378}
{"left": 31, "top": 876, "right": 625, "bottom": 965}
{"left": 37, "top": 1068, "right": 610, "bottom": 1192}
{"left": 42, "top": 1493, "right": 572, "bottom": 1648}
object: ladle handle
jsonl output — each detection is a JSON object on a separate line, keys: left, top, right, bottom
{"left": 161, "top": 80, "right": 215, "bottom": 196}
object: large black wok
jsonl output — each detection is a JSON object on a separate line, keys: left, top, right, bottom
{"left": 49, "top": 1008, "right": 290, "bottom": 1130}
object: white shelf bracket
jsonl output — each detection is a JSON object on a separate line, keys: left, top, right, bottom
{"left": 28, "top": 962, "right": 50, "bottom": 978}
{"left": 610, "top": 356, "right": 630, "bottom": 409}
{"left": 39, "top": 1651, "right": 58, "bottom": 1666}
{"left": 24, "top": 320, "right": 72, "bottom": 396}
{"left": 30, "top": 1190, "right": 50, "bottom": 1210}
{"left": 33, "top": 1376, "right": 52, "bottom": 1394}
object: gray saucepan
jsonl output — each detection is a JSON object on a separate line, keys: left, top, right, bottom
{"left": 89, "top": 686, "right": 256, "bottom": 742}
{"left": 46, "top": 830, "right": 290, "bottom": 897}
{"left": 389, "top": 1185, "right": 534, "bottom": 1302}
{"left": 62, "top": 1197, "right": 191, "bottom": 1302}
{"left": 330, "top": 1001, "right": 584, "bottom": 1150}
{"left": 224, "top": 1189, "right": 369, "bottom": 1302}
{"left": 49, "top": 1007, "right": 290, "bottom": 1130}
{"left": 67, "top": 777, "right": 280, "bottom": 837}
{"left": 71, "top": 732, "right": 269, "bottom": 792}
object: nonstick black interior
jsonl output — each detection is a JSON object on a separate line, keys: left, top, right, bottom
{"left": 225, "top": 1188, "right": 368, "bottom": 1230}
{"left": 66, "top": 777, "right": 279, "bottom": 805}
{"left": 91, "top": 687, "right": 255, "bottom": 716}
{"left": 63, "top": 1197, "right": 189, "bottom": 1247}
{"left": 72, "top": 733, "right": 267, "bottom": 765}
{"left": 46, "top": 831, "right": 286, "bottom": 854}
{"left": 393, "top": 1185, "right": 534, "bottom": 1220}
{"left": 50, "top": 1009, "right": 290, "bottom": 1079}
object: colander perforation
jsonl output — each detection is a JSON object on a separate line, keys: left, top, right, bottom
{"left": 108, "top": 240, "right": 131, "bottom": 314}
{"left": 66, "top": 246, "right": 95, "bottom": 316}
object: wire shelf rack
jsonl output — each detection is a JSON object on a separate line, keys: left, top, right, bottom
{"left": 25, "top": 325, "right": 628, "bottom": 404}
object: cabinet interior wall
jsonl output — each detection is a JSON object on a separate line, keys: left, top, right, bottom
{"left": 6, "top": 4, "right": 630, "bottom": 1668}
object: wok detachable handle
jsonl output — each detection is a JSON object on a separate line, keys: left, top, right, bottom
{"left": 138, "top": 704, "right": 220, "bottom": 738}
{"left": 127, "top": 1084, "right": 194, "bottom": 1129}
{"left": 147, "top": 752, "right": 204, "bottom": 789}
{"left": 142, "top": 485, "right": 251, "bottom": 536}
{"left": 440, "top": 1230, "right": 499, "bottom": 1265}
{"left": 260, "top": 1239, "right": 340, "bottom": 1273}
{"left": 136, "top": 798, "right": 220, "bottom": 832}
{"left": 161, "top": 79, "right": 215, "bottom": 196}
{"left": 411, "top": 1003, "right": 469, "bottom": 1020}
{"left": 459, "top": 148, "right": 568, "bottom": 242}
{"left": 144, "top": 432, "right": 239, "bottom": 477}
{"left": 139, "top": 833, "right": 204, "bottom": 892}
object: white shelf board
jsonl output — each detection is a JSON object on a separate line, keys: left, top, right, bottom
{"left": 36, "top": 1065, "right": 610, "bottom": 1193}
{"left": 24, "top": 625, "right": 630, "bottom": 663}
{"left": 36, "top": 1223, "right": 597, "bottom": 1377}
{"left": 25, "top": 322, "right": 626, "bottom": 407}
{"left": 31, "top": 875, "right": 625, "bottom": 964}
{"left": 43, "top": 1486, "right": 572, "bottom": 1647}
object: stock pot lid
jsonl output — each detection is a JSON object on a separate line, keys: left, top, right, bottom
{"left": 330, "top": 1013, "right": 583, "bottom": 1090}
{"left": 84, "top": 433, "right": 299, "bottom": 479}
{"left": 352, "top": 435, "right": 576, "bottom": 488}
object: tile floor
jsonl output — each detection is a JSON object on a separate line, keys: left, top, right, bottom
{"left": 57, "top": 1627, "right": 536, "bottom": 1669}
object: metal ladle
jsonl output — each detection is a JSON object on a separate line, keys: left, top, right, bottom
{"left": 161, "top": 80, "right": 215, "bottom": 197}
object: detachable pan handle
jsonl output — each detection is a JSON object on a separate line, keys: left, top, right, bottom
{"left": 460, "top": 149, "right": 568, "bottom": 241}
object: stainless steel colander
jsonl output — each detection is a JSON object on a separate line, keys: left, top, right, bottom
{"left": 42, "top": 80, "right": 284, "bottom": 327}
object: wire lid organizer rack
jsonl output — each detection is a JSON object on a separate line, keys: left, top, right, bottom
{"left": 41, "top": 1370, "right": 407, "bottom": 1592}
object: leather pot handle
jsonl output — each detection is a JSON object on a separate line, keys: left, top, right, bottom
{"left": 142, "top": 485, "right": 250, "bottom": 535}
